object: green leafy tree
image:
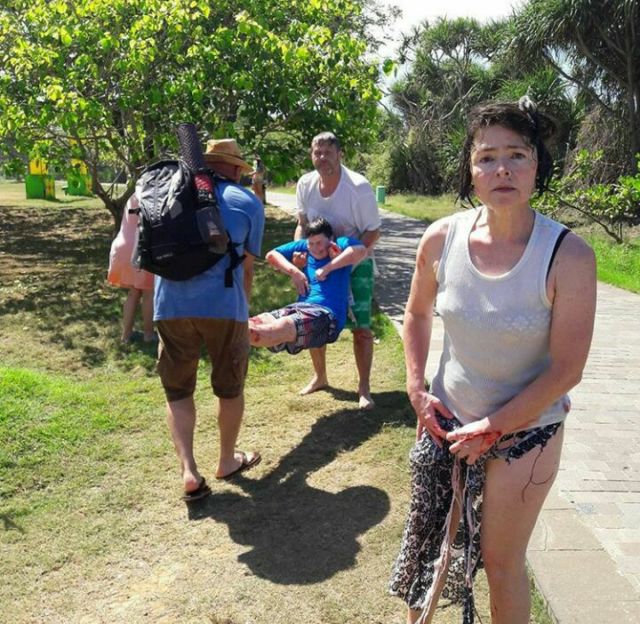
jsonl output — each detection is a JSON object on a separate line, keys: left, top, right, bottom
{"left": 511, "top": 0, "right": 640, "bottom": 170}
{"left": 0, "top": 0, "right": 387, "bottom": 227}
{"left": 535, "top": 150, "right": 640, "bottom": 243}
{"left": 383, "top": 15, "right": 582, "bottom": 195}
{"left": 387, "top": 17, "right": 498, "bottom": 192}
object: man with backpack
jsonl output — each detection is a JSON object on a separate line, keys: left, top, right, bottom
{"left": 152, "top": 138, "right": 265, "bottom": 501}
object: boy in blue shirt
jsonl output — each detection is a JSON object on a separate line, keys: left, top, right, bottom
{"left": 250, "top": 218, "right": 367, "bottom": 354}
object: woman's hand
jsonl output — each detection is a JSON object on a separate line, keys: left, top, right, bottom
{"left": 447, "top": 436, "right": 490, "bottom": 465}
{"left": 446, "top": 419, "right": 501, "bottom": 464}
{"left": 408, "top": 389, "right": 454, "bottom": 446}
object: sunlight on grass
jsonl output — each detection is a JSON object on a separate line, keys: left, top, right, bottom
{"left": 381, "top": 192, "right": 459, "bottom": 223}
{"left": 268, "top": 185, "right": 296, "bottom": 195}
{"left": 0, "top": 368, "right": 113, "bottom": 469}
{"left": 587, "top": 235, "right": 640, "bottom": 293}
{"left": 0, "top": 179, "right": 105, "bottom": 210}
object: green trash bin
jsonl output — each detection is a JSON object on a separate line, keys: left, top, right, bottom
{"left": 375, "top": 185, "right": 386, "bottom": 204}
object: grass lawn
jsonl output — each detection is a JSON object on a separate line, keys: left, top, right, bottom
{"left": 380, "top": 192, "right": 459, "bottom": 224}
{"left": 585, "top": 235, "right": 640, "bottom": 293}
{"left": 268, "top": 184, "right": 296, "bottom": 195}
{"left": 0, "top": 181, "right": 553, "bottom": 623}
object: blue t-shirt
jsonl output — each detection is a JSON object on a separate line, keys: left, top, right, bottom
{"left": 274, "top": 236, "right": 361, "bottom": 331}
{"left": 154, "top": 180, "right": 265, "bottom": 321}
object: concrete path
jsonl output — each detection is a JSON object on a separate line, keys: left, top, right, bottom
{"left": 268, "top": 192, "right": 640, "bottom": 623}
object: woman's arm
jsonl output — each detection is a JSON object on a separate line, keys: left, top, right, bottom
{"left": 448, "top": 233, "right": 597, "bottom": 453}
{"left": 404, "top": 219, "right": 455, "bottom": 444}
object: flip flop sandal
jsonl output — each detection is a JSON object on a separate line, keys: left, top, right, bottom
{"left": 182, "top": 477, "right": 211, "bottom": 502}
{"left": 217, "top": 451, "right": 262, "bottom": 480}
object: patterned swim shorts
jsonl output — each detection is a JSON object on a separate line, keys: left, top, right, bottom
{"left": 267, "top": 302, "right": 339, "bottom": 355}
{"left": 345, "top": 258, "right": 374, "bottom": 330}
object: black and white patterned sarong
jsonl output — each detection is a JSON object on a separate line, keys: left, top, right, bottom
{"left": 389, "top": 416, "right": 561, "bottom": 623}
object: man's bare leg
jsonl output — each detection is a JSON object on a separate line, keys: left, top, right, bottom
{"left": 353, "top": 328, "right": 374, "bottom": 409}
{"left": 249, "top": 315, "right": 296, "bottom": 348}
{"left": 300, "top": 345, "right": 329, "bottom": 395}
{"left": 215, "top": 393, "right": 259, "bottom": 478}
{"left": 166, "top": 395, "right": 202, "bottom": 493}
{"left": 121, "top": 288, "right": 142, "bottom": 342}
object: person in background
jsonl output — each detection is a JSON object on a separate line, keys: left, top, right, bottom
{"left": 294, "top": 132, "right": 381, "bottom": 410}
{"left": 249, "top": 218, "right": 367, "bottom": 355}
{"left": 107, "top": 194, "right": 156, "bottom": 343}
{"left": 251, "top": 156, "right": 266, "bottom": 205}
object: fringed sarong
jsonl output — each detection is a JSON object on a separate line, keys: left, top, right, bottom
{"left": 389, "top": 416, "right": 561, "bottom": 623}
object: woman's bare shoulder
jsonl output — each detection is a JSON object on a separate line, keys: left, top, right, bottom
{"left": 555, "top": 231, "right": 596, "bottom": 271}
{"left": 421, "top": 215, "right": 455, "bottom": 247}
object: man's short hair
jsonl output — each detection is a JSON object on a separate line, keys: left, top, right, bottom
{"left": 311, "top": 131, "right": 341, "bottom": 151}
{"left": 306, "top": 217, "right": 333, "bottom": 239}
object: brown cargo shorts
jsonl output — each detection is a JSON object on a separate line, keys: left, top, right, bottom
{"left": 156, "top": 318, "right": 249, "bottom": 401}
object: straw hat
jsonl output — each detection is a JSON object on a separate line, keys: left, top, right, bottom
{"left": 204, "top": 138, "right": 253, "bottom": 173}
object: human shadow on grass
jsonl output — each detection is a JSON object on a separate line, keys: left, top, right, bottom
{"left": 187, "top": 390, "right": 414, "bottom": 585}
{"left": 1, "top": 513, "right": 25, "bottom": 533}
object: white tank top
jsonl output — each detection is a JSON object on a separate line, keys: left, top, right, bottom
{"left": 431, "top": 208, "right": 570, "bottom": 430}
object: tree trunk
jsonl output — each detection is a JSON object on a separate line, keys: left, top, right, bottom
{"left": 103, "top": 193, "right": 128, "bottom": 235}
{"left": 628, "top": 90, "right": 640, "bottom": 168}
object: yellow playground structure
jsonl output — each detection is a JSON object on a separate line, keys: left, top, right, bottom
{"left": 24, "top": 157, "right": 93, "bottom": 200}
{"left": 25, "top": 158, "right": 56, "bottom": 200}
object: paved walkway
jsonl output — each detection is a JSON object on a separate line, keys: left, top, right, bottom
{"left": 268, "top": 192, "right": 640, "bottom": 623}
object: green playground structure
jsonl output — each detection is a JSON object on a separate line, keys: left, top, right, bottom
{"left": 24, "top": 157, "right": 93, "bottom": 200}
{"left": 64, "top": 160, "right": 93, "bottom": 196}
{"left": 25, "top": 158, "right": 56, "bottom": 200}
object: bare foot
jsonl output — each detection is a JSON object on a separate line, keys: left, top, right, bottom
{"left": 358, "top": 392, "right": 375, "bottom": 411}
{"left": 299, "top": 376, "right": 329, "bottom": 395}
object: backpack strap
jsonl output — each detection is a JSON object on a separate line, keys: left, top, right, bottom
{"left": 546, "top": 227, "right": 570, "bottom": 279}
{"left": 224, "top": 235, "right": 246, "bottom": 288}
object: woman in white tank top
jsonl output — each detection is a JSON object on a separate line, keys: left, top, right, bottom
{"left": 390, "top": 100, "right": 597, "bottom": 623}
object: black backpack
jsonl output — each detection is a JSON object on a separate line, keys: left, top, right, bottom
{"left": 132, "top": 159, "right": 245, "bottom": 284}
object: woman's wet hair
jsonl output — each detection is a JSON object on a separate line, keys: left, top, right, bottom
{"left": 306, "top": 217, "right": 334, "bottom": 239}
{"left": 458, "top": 97, "right": 557, "bottom": 203}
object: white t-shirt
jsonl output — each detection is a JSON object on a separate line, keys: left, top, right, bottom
{"left": 296, "top": 165, "right": 381, "bottom": 239}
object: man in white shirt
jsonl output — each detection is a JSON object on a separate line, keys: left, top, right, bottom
{"left": 294, "top": 132, "right": 381, "bottom": 409}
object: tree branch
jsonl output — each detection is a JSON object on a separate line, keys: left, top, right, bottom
{"left": 547, "top": 189, "right": 623, "bottom": 243}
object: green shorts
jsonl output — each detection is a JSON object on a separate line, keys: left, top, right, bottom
{"left": 345, "top": 258, "right": 374, "bottom": 330}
